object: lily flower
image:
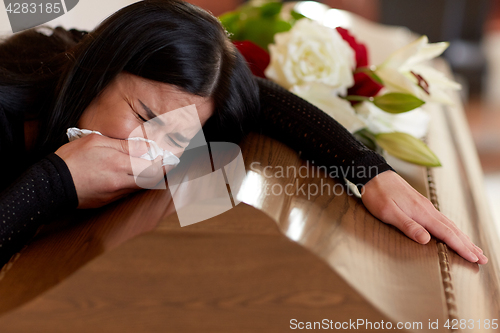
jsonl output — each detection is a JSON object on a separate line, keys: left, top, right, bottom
{"left": 355, "top": 101, "right": 430, "bottom": 139}
{"left": 374, "top": 36, "right": 461, "bottom": 105}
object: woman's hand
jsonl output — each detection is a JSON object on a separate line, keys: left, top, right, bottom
{"left": 55, "top": 134, "right": 165, "bottom": 209}
{"left": 361, "top": 170, "right": 488, "bottom": 265}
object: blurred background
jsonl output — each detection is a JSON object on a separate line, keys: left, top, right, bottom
{"left": 0, "top": 0, "right": 499, "bottom": 222}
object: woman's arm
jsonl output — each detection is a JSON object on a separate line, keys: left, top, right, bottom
{"left": 256, "top": 77, "right": 393, "bottom": 187}
{"left": 0, "top": 104, "right": 79, "bottom": 267}
{"left": 0, "top": 102, "right": 162, "bottom": 267}
{"left": 256, "top": 77, "right": 487, "bottom": 264}
{"left": 0, "top": 154, "right": 78, "bottom": 267}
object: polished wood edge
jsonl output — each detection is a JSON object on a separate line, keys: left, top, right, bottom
{"left": 0, "top": 224, "right": 45, "bottom": 276}
{"left": 0, "top": 252, "right": 22, "bottom": 283}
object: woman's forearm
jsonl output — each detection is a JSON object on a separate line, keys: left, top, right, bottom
{"left": 0, "top": 154, "right": 78, "bottom": 267}
{"left": 256, "top": 77, "right": 394, "bottom": 188}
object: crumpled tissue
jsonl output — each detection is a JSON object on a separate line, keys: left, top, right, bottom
{"left": 66, "top": 127, "right": 180, "bottom": 166}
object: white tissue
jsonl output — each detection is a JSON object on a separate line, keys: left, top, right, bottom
{"left": 66, "top": 127, "right": 180, "bottom": 166}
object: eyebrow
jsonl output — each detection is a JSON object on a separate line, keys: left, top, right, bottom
{"left": 139, "top": 99, "right": 165, "bottom": 126}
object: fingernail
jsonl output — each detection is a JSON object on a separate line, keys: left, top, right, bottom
{"left": 415, "top": 230, "right": 430, "bottom": 244}
{"left": 469, "top": 251, "right": 479, "bottom": 262}
{"left": 480, "top": 253, "right": 488, "bottom": 263}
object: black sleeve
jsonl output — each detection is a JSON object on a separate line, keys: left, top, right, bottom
{"left": 0, "top": 154, "right": 78, "bottom": 267}
{"left": 256, "top": 77, "right": 395, "bottom": 187}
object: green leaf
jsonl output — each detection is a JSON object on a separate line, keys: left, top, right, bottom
{"left": 238, "top": 2, "right": 262, "bottom": 18}
{"left": 240, "top": 18, "right": 292, "bottom": 50}
{"left": 218, "top": 1, "right": 297, "bottom": 49}
{"left": 375, "top": 132, "right": 441, "bottom": 167}
{"left": 373, "top": 93, "right": 425, "bottom": 113}
{"left": 219, "top": 11, "right": 239, "bottom": 26}
{"left": 291, "top": 10, "right": 306, "bottom": 21}
{"left": 344, "top": 95, "right": 371, "bottom": 102}
{"left": 219, "top": 11, "right": 242, "bottom": 38}
{"left": 368, "top": 71, "right": 383, "bottom": 84}
{"left": 260, "top": 2, "right": 283, "bottom": 17}
{"left": 354, "top": 129, "right": 377, "bottom": 151}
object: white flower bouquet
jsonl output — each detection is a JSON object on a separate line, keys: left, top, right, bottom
{"left": 221, "top": 1, "right": 461, "bottom": 166}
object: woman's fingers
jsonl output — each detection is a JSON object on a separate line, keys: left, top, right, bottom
{"left": 473, "top": 243, "right": 484, "bottom": 254}
{"left": 99, "top": 136, "right": 166, "bottom": 184}
{"left": 387, "top": 201, "right": 481, "bottom": 263}
{"left": 362, "top": 171, "right": 487, "bottom": 264}
{"left": 127, "top": 156, "right": 164, "bottom": 178}
{"left": 382, "top": 201, "right": 431, "bottom": 244}
{"left": 130, "top": 166, "right": 167, "bottom": 190}
{"left": 427, "top": 210, "right": 488, "bottom": 264}
{"left": 411, "top": 209, "right": 480, "bottom": 263}
{"left": 96, "top": 134, "right": 149, "bottom": 157}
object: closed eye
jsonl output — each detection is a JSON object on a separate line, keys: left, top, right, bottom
{"left": 126, "top": 100, "right": 148, "bottom": 123}
{"left": 135, "top": 112, "right": 148, "bottom": 122}
{"left": 167, "top": 135, "right": 183, "bottom": 148}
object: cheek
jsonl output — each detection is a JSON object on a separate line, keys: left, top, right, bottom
{"left": 107, "top": 119, "right": 142, "bottom": 140}
{"left": 78, "top": 105, "right": 140, "bottom": 140}
{"left": 157, "top": 141, "right": 186, "bottom": 160}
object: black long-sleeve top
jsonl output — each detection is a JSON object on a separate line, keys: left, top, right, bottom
{"left": 0, "top": 77, "right": 393, "bottom": 267}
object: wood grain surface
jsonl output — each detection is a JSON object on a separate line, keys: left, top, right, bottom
{"left": 0, "top": 198, "right": 398, "bottom": 332}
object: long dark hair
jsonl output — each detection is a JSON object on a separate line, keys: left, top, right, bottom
{"left": 0, "top": 0, "right": 260, "bottom": 158}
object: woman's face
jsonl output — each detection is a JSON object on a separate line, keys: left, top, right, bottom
{"left": 78, "top": 72, "right": 214, "bottom": 162}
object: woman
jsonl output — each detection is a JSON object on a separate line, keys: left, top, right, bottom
{"left": 0, "top": 0, "right": 487, "bottom": 267}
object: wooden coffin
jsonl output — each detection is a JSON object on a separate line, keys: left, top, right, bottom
{"left": 0, "top": 88, "right": 499, "bottom": 332}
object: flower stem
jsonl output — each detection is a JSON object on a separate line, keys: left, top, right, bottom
{"left": 354, "top": 65, "right": 378, "bottom": 74}
{"left": 344, "top": 95, "right": 373, "bottom": 102}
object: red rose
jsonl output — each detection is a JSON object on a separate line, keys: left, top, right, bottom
{"left": 335, "top": 27, "right": 368, "bottom": 68}
{"left": 348, "top": 72, "right": 383, "bottom": 98}
{"left": 232, "top": 40, "right": 270, "bottom": 78}
{"left": 336, "top": 27, "right": 383, "bottom": 100}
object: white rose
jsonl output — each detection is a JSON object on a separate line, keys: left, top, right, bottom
{"left": 265, "top": 19, "right": 356, "bottom": 95}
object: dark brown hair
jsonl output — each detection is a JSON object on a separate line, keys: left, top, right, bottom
{"left": 0, "top": 0, "right": 260, "bottom": 158}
